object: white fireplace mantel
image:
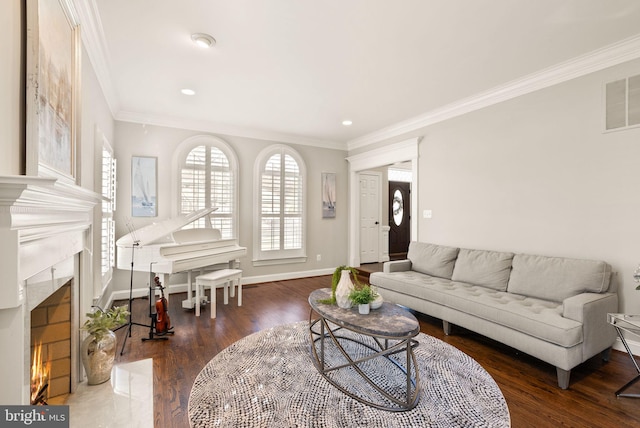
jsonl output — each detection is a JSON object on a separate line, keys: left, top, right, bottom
{"left": 0, "top": 175, "right": 100, "bottom": 405}
{"left": 0, "top": 175, "right": 99, "bottom": 309}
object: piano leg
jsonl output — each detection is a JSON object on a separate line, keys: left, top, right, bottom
{"left": 182, "top": 271, "right": 192, "bottom": 309}
{"left": 196, "top": 279, "right": 201, "bottom": 316}
{"left": 210, "top": 283, "right": 216, "bottom": 318}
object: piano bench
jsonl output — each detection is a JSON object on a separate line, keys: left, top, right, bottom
{"left": 195, "top": 269, "right": 243, "bottom": 319}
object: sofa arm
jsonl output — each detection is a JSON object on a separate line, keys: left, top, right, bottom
{"left": 383, "top": 259, "right": 412, "bottom": 273}
{"left": 563, "top": 292, "right": 618, "bottom": 358}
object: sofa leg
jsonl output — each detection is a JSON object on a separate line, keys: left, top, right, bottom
{"left": 442, "top": 320, "right": 452, "bottom": 335}
{"left": 557, "top": 367, "right": 571, "bottom": 390}
{"left": 601, "top": 347, "right": 612, "bottom": 362}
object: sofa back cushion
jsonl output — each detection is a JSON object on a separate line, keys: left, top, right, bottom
{"left": 407, "top": 242, "right": 459, "bottom": 279}
{"left": 451, "top": 248, "right": 514, "bottom": 291}
{"left": 507, "top": 254, "right": 611, "bottom": 302}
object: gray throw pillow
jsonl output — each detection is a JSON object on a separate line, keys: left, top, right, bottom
{"left": 451, "top": 248, "right": 514, "bottom": 291}
{"left": 507, "top": 254, "right": 611, "bottom": 302}
{"left": 407, "top": 242, "right": 459, "bottom": 279}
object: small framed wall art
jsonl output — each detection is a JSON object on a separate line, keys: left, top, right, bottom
{"left": 131, "top": 156, "right": 157, "bottom": 217}
{"left": 322, "top": 172, "right": 336, "bottom": 218}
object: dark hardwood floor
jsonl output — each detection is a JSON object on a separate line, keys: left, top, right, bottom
{"left": 112, "top": 275, "right": 640, "bottom": 427}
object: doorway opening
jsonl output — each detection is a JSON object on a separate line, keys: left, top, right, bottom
{"left": 346, "top": 138, "right": 419, "bottom": 268}
{"left": 388, "top": 165, "right": 412, "bottom": 260}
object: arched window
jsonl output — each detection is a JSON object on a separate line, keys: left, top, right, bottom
{"left": 254, "top": 145, "right": 306, "bottom": 263}
{"left": 177, "top": 136, "right": 238, "bottom": 239}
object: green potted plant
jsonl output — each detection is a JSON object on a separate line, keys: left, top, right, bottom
{"left": 349, "top": 285, "right": 376, "bottom": 314}
{"left": 80, "top": 305, "right": 129, "bottom": 385}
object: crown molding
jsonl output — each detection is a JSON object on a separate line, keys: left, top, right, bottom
{"left": 116, "top": 110, "right": 347, "bottom": 150}
{"left": 71, "top": 1, "right": 344, "bottom": 150}
{"left": 60, "top": 0, "right": 80, "bottom": 26}
{"left": 72, "top": 0, "right": 120, "bottom": 116}
{"left": 73, "top": 1, "right": 640, "bottom": 152}
{"left": 348, "top": 33, "right": 640, "bottom": 151}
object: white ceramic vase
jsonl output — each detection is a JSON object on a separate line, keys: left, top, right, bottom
{"left": 370, "top": 293, "right": 383, "bottom": 310}
{"left": 81, "top": 330, "right": 117, "bottom": 385}
{"left": 358, "top": 303, "right": 370, "bottom": 314}
{"left": 335, "top": 270, "right": 354, "bottom": 309}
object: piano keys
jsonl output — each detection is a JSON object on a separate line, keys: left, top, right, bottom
{"left": 116, "top": 208, "right": 247, "bottom": 309}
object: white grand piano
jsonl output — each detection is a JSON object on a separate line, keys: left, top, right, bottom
{"left": 116, "top": 207, "right": 247, "bottom": 309}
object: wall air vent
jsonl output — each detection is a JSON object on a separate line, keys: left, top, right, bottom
{"left": 605, "top": 74, "right": 640, "bottom": 131}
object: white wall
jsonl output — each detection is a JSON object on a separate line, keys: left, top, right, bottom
{"left": 0, "top": 0, "right": 22, "bottom": 175}
{"left": 418, "top": 58, "right": 640, "bottom": 314}
{"left": 80, "top": 45, "right": 115, "bottom": 190}
{"left": 112, "top": 121, "right": 349, "bottom": 292}
{"left": 79, "top": 45, "right": 116, "bottom": 306}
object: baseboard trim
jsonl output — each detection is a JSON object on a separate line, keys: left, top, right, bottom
{"left": 613, "top": 336, "right": 640, "bottom": 357}
{"left": 240, "top": 268, "right": 334, "bottom": 285}
{"left": 104, "top": 268, "right": 336, "bottom": 310}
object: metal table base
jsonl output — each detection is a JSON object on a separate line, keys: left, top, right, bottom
{"left": 608, "top": 313, "right": 640, "bottom": 398}
{"left": 308, "top": 310, "right": 420, "bottom": 411}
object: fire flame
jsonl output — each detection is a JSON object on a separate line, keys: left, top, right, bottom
{"left": 30, "top": 342, "right": 50, "bottom": 404}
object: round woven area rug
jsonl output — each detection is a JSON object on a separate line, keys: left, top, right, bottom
{"left": 188, "top": 321, "right": 510, "bottom": 427}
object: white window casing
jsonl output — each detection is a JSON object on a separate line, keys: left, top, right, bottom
{"left": 101, "top": 140, "right": 116, "bottom": 286}
{"left": 253, "top": 144, "right": 306, "bottom": 265}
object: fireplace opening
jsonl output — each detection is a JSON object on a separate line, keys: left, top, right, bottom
{"left": 30, "top": 282, "right": 72, "bottom": 403}
{"left": 30, "top": 342, "right": 50, "bottom": 405}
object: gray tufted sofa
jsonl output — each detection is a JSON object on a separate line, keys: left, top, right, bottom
{"left": 369, "top": 241, "right": 618, "bottom": 389}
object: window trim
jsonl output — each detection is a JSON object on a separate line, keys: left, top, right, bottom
{"left": 100, "top": 136, "right": 116, "bottom": 289}
{"left": 253, "top": 144, "right": 307, "bottom": 264}
{"left": 173, "top": 135, "right": 239, "bottom": 239}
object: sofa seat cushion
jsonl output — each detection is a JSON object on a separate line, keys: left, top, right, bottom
{"left": 371, "top": 271, "right": 583, "bottom": 348}
{"left": 508, "top": 254, "right": 612, "bottom": 303}
{"left": 451, "top": 248, "right": 514, "bottom": 291}
{"left": 407, "top": 242, "right": 459, "bottom": 279}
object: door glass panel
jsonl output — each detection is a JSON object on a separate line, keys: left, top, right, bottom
{"left": 392, "top": 189, "right": 403, "bottom": 226}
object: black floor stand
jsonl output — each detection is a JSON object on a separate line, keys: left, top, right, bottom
{"left": 116, "top": 247, "right": 168, "bottom": 356}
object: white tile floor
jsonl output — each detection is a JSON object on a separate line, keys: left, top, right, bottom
{"left": 65, "top": 359, "right": 153, "bottom": 428}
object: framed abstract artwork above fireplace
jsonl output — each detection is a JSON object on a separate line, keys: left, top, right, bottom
{"left": 25, "top": 0, "right": 81, "bottom": 183}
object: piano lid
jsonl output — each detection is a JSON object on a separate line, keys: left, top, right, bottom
{"left": 116, "top": 207, "right": 218, "bottom": 247}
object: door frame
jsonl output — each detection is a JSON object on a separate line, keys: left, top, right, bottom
{"left": 346, "top": 138, "right": 419, "bottom": 267}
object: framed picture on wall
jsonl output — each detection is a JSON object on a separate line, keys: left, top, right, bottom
{"left": 131, "top": 156, "right": 157, "bottom": 217}
{"left": 25, "top": 0, "right": 80, "bottom": 182}
{"left": 322, "top": 172, "right": 336, "bottom": 218}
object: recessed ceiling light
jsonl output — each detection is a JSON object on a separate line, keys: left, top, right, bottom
{"left": 191, "top": 33, "right": 216, "bottom": 48}
{"left": 181, "top": 88, "right": 196, "bottom": 96}
{"left": 342, "top": 120, "right": 353, "bottom": 126}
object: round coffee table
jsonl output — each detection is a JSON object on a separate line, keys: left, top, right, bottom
{"left": 308, "top": 288, "right": 421, "bottom": 411}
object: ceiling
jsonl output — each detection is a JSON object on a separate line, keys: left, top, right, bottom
{"left": 84, "top": 0, "right": 640, "bottom": 149}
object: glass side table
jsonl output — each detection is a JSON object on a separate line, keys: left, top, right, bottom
{"left": 608, "top": 313, "right": 640, "bottom": 398}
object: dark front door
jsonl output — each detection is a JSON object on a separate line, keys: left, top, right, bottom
{"left": 388, "top": 181, "right": 410, "bottom": 258}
